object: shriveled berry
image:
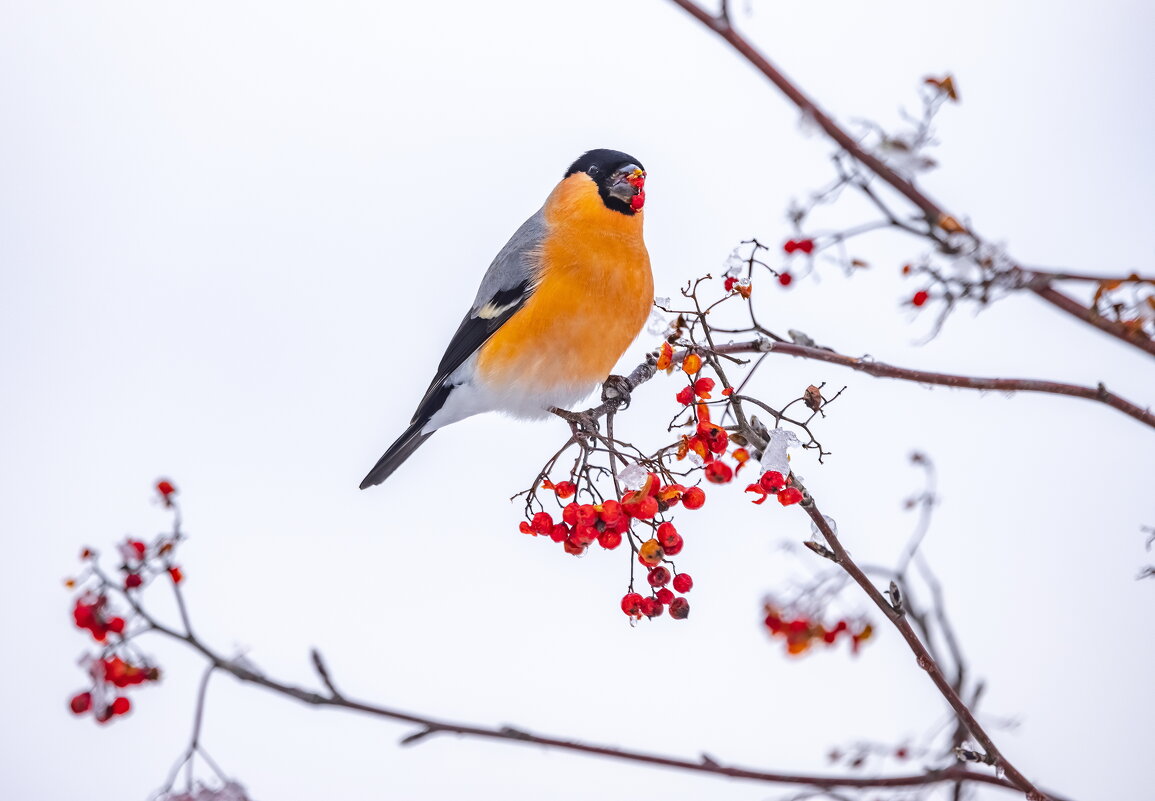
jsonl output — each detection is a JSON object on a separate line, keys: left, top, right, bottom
{"left": 682, "top": 353, "right": 702, "bottom": 374}
{"left": 682, "top": 486, "right": 706, "bottom": 509}
{"left": 647, "top": 566, "right": 672, "bottom": 587}
{"left": 675, "top": 386, "right": 695, "bottom": 405}
{"left": 777, "top": 487, "right": 804, "bottom": 506}
{"left": 669, "top": 597, "right": 691, "bottom": 619}
{"left": 563, "top": 539, "right": 586, "bottom": 556}
{"left": 621, "top": 592, "right": 644, "bottom": 618}
{"left": 69, "top": 692, "right": 93, "bottom": 715}
{"left": 693, "top": 377, "right": 715, "bottom": 397}
{"left": 554, "top": 481, "right": 577, "bottom": 499}
{"left": 637, "top": 538, "right": 664, "bottom": 567}
{"left": 549, "top": 524, "right": 569, "bottom": 543}
{"left": 672, "top": 573, "right": 693, "bottom": 593}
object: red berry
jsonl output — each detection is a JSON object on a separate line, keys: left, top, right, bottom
{"left": 563, "top": 538, "right": 586, "bottom": 556}
{"left": 912, "top": 290, "right": 929, "bottom": 307}
{"left": 655, "top": 588, "right": 675, "bottom": 605}
{"left": 672, "top": 573, "right": 693, "bottom": 593}
{"left": 554, "top": 481, "right": 577, "bottom": 499}
{"left": 682, "top": 487, "right": 706, "bottom": 510}
{"left": 69, "top": 692, "right": 93, "bottom": 715}
{"left": 669, "top": 597, "right": 691, "bottom": 620}
{"left": 655, "top": 522, "right": 678, "bottom": 548}
{"left": 778, "top": 272, "right": 793, "bottom": 286}
{"left": 693, "top": 377, "right": 715, "bottom": 396}
{"left": 575, "top": 504, "right": 598, "bottom": 527}
{"left": 639, "top": 597, "right": 663, "bottom": 618}
{"left": 519, "top": 521, "right": 533, "bottom": 535}
{"left": 597, "top": 529, "right": 622, "bottom": 549}
{"left": 759, "top": 471, "right": 786, "bottom": 493}
{"left": 128, "top": 540, "right": 147, "bottom": 559}
{"left": 704, "top": 461, "right": 732, "bottom": 484}
{"left": 549, "top": 524, "right": 569, "bottom": 543}
{"left": 777, "top": 487, "right": 804, "bottom": 506}
{"left": 561, "top": 502, "right": 579, "bottom": 525}
{"left": 124, "top": 574, "right": 143, "bottom": 589}
{"left": 622, "top": 492, "right": 659, "bottom": 520}
{"left": 156, "top": 479, "right": 176, "bottom": 498}
{"left": 168, "top": 566, "right": 183, "bottom": 584}
{"left": 599, "top": 499, "right": 623, "bottom": 524}
{"left": 724, "top": 276, "right": 738, "bottom": 292}
{"left": 661, "top": 532, "right": 684, "bottom": 556}
{"left": 110, "top": 696, "right": 131, "bottom": 716}
{"left": 107, "top": 617, "right": 126, "bottom": 634}
{"left": 675, "top": 386, "right": 695, "bottom": 405}
{"left": 647, "top": 566, "right": 672, "bottom": 587}
{"left": 784, "top": 239, "right": 798, "bottom": 254}
{"left": 621, "top": 592, "right": 644, "bottom": 618}
{"left": 796, "top": 239, "right": 814, "bottom": 254}
{"left": 531, "top": 511, "right": 554, "bottom": 536}
{"left": 630, "top": 190, "right": 645, "bottom": 211}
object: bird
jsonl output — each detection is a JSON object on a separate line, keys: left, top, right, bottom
{"left": 360, "top": 148, "right": 653, "bottom": 489}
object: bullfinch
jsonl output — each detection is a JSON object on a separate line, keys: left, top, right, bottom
{"left": 360, "top": 148, "right": 651, "bottom": 489}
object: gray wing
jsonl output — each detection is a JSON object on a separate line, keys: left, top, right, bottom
{"left": 408, "top": 207, "right": 547, "bottom": 425}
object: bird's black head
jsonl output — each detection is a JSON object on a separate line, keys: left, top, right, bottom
{"left": 565, "top": 148, "right": 647, "bottom": 215}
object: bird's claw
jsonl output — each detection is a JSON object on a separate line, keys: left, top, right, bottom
{"left": 550, "top": 406, "right": 601, "bottom": 439}
{"left": 601, "top": 374, "right": 633, "bottom": 410}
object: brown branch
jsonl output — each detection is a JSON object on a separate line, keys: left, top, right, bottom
{"left": 798, "top": 488, "right": 1056, "bottom": 801}
{"left": 709, "top": 339, "right": 1155, "bottom": 430}
{"left": 128, "top": 595, "right": 1030, "bottom": 797}
{"left": 665, "top": 0, "right": 1155, "bottom": 359}
{"left": 1027, "top": 279, "right": 1155, "bottom": 357}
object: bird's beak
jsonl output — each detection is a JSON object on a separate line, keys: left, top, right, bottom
{"left": 609, "top": 166, "right": 646, "bottom": 210}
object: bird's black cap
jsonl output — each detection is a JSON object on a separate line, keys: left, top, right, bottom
{"left": 565, "top": 148, "right": 645, "bottom": 179}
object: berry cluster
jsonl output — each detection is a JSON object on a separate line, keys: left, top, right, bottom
{"left": 68, "top": 590, "right": 162, "bottom": 723}
{"left": 744, "top": 470, "right": 804, "bottom": 507}
{"left": 523, "top": 470, "right": 705, "bottom": 622}
{"left": 783, "top": 238, "right": 815, "bottom": 255}
{"left": 66, "top": 480, "right": 182, "bottom": 724}
{"left": 763, "top": 603, "right": 874, "bottom": 657}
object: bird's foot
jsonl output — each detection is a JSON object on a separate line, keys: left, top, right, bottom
{"left": 550, "top": 406, "right": 601, "bottom": 440}
{"left": 601, "top": 374, "right": 634, "bottom": 410}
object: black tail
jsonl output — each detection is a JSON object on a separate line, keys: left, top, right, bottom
{"left": 359, "top": 421, "right": 435, "bottom": 489}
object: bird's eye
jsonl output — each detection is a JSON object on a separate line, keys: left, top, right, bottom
{"left": 587, "top": 166, "right": 600, "bottom": 177}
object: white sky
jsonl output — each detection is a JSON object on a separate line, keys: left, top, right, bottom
{"left": 2, "top": 1, "right": 1152, "bottom": 799}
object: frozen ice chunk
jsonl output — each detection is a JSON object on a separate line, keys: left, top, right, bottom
{"left": 618, "top": 463, "right": 649, "bottom": 490}
{"left": 760, "top": 428, "right": 802, "bottom": 476}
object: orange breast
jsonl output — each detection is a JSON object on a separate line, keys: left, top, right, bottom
{"left": 477, "top": 174, "right": 653, "bottom": 395}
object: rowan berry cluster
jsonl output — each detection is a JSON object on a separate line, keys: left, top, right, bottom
{"left": 66, "top": 480, "right": 183, "bottom": 724}
{"left": 744, "top": 470, "right": 804, "bottom": 507}
{"left": 524, "top": 470, "right": 704, "bottom": 622}
{"left": 763, "top": 602, "right": 874, "bottom": 657}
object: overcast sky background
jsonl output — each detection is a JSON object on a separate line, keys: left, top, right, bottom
{"left": 2, "top": 1, "right": 1152, "bottom": 799}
